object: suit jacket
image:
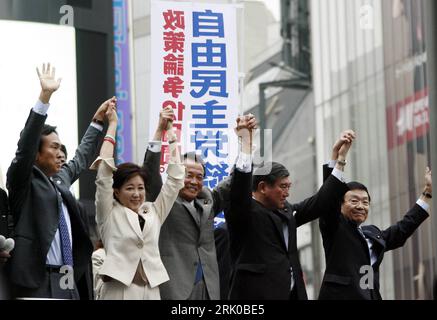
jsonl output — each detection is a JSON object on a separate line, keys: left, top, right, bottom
{"left": 144, "top": 150, "right": 230, "bottom": 300}
{"left": 93, "top": 154, "right": 184, "bottom": 289}
{"left": 226, "top": 168, "right": 347, "bottom": 300}
{"left": 0, "top": 188, "right": 9, "bottom": 237}
{"left": 318, "top": 165, "right": 430, "bottom": 300}
{"left": 214, "top": 223, "right": 231, "bottom": 300}
{"left": 6, "top": 110, "right": 102, "bottom": 298}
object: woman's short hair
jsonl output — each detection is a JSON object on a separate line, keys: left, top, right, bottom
{"left": 113, "top": 162, "right": 148, "bottom": 193}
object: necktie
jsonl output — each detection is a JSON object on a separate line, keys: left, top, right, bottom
{"left": 194, "top": 261, "right": 203, "bottom": 284}
{"left": 192, "top": 201, "right": 203, "bottom": 284}
{"left": 57, "top": 192, "right": 73, "bottom": 266}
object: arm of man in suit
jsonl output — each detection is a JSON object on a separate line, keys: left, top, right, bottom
{"left": 383, "top": 167, "right": 431, "bottom": 251}
{"left": 56, "top": 99, "right": 112, "bottom": 186}
{"left": 214, "top": 115, "right": 257, "bottom": 216}
{"left": 90, "top": 99, "right": 118, "bottom": 227}
{"left": 212, "top": 172, "right": 232, "bottom": 216}
{"left": 322, "top": 130, "right": 355, "bottom": 182}
{"left": 7, "top": 63, "right": 61, "bottom": 219}
{"left": 226, "top": 115, "right": 255, "bottom": 231}
{"left": 294, "top": 130, "right": 355, "bottom": 227}
{"left": 142, "top": 107, "right": 172, "bottom": 202}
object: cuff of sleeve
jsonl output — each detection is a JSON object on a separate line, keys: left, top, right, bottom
{"left": 90, "top": 156, "right": 117, "bottom": 172}
{"left": 166, "top": 163, "right": 185, "bottom": 180}
{"left": 33, "top": 100, "right": 50, "bottom": 115}
{"left": 148, "top": 141, "right": 162, "bottom": 153}
{"left": 416, "top": 199, "right": 430, "bottom": 212}
{"left": 328, "top": 160, "right": 336, "bottom": 169}
{"left": 167, "top": 140, "right": 182, "bottom": 164}
{"left": 90, "top": 122, "right": 104, "bottom": 131}
{"left": 331, "top": 167, "right": 346, "bottom": 183}
{"left": 236, "top": 152, "right": 252, "bottom": 173}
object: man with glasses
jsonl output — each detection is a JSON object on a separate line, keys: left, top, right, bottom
{"left": 225, "top": 123, "right": 355, "bottom": 300}
{"left": 318, "top": 131, "right": 432, "bottom": 300}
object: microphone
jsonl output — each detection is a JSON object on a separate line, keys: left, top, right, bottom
{"left": 0, "top": 235, "right": 15, "bottom": 253}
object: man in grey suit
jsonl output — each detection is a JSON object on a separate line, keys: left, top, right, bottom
{"left": 6, "top": 63, "right": 110, "bottom": 299}
{"left": 145, "top": 115, "right": 257, "bottom": 300}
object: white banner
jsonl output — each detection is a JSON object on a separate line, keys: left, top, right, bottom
{"left": 150, "top": 0, "right": 239, "bottom": 189}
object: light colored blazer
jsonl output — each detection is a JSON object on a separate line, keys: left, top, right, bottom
{"left": 92, "top": 152, "right": 184, "bottom": 289}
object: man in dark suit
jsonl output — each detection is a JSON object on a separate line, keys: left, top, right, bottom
{"left": 6, "top": 63, "right": 110, "bottom": 299}
{"left": 318, "top": 132, "right": 432, "bottom": 300}
{"left": 225, "top": 118, "right": 353, "bottom": 300}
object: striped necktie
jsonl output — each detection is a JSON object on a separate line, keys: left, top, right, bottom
{"left": 56, "top": 190, "right": 73, "bottom": 266}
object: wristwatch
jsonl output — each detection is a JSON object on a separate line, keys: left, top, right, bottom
{"left": 92, "top": 118, "right": 104, "bottom": 126}
{"left": 337, "top": 159, "right": 347, "bottom": 166}
{"left": 422, "top": 191, "right": 432, "bottom": 199}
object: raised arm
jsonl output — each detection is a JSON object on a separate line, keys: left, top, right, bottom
{"left": 93, "top": 98, "right": 118, "bottom": 227}
{"left": 226, "top": 115, "right": 256, "bottom": 229}
{"left": 56, "top": 99, "right": 110, "bottom": 186}
{"left": 152, "top": 108, "right": 185, "bottom": 223}
{"left": 298, "top": 130, "right": 355, "bottom": 227}
{"left": 213, "top": 115, "right": 258, "bottom": 215}
{"left": 383, "top": 167, "right": 432, "bottom": 251}
{"left": 7, "top": 64, "right": 61, "bottom": 217}
{"left": 143, "top": 107, "right": 174, "bottom": 202}
{"left": 323, "top": 130, "right": 356, "bottom": 182}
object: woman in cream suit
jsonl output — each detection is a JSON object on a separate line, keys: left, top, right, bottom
{"left": 91, "top": 100, "right": 184, "bottom": 300}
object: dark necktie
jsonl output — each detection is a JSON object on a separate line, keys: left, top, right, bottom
{"left": 57, "top": 192, "right": 73, "bottom": 266}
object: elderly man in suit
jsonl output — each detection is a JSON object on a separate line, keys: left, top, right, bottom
{"left": 6, "top": 63, "right": 111, "bottom": 299}
{"left": 225, "top": 118, "right": 354, "bottom": 300}
{"left": 144, "top": 116, "right": 257, "bottom": 300}
{"left": 318, "top": 132, "right": 432, "bottom": 300}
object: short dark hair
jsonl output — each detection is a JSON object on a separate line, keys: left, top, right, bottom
{"left": 113, "top": 163, "right": 148, "bottom": 200}
{"left": 252, "top": 162, "right": 289, "bottom": 192}
{"left": 181, "top": 152, "right": 205, "bottom": 174}
{"left": 60, "top": 144, "right": 68, "bottom": 159}
{"left": 344, "top": 181, "right": 371, "bottom": 202}
{"left": 39, "top": 124, "right": 58, "bottom": 152}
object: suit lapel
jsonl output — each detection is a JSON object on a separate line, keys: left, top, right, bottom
{"left": 269, "top": 210, "right": 289, "bottom": 253}
{"left": 350, "top": 222, "right": 371, "bottom": 261}
{"left": 179, "top": 197, "right": 200, "bottom": 227}
{"left": 124, "top": 206, "right": 143, "bottom": 239}
{"left": 362, "top": 227, "right": 384, "bottom": 265}
{"left": 195, "top": 198, "right": 211, "bottom": 226}
{"left": 283, "top": 208, "right": 295, "bottom": 253}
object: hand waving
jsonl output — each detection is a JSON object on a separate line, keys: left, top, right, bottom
{"left": 37, "top": 63, "right": 62, "bottom": 93}
{"left": 37, "top": 63, "right": 62, "bottom": 104}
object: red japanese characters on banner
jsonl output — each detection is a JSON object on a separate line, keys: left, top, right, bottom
{"left": 386, "top": 88, "right": 430, "bottom": 150}
{"left": 161, "top": 9, "right": 185, "bottom": 166}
